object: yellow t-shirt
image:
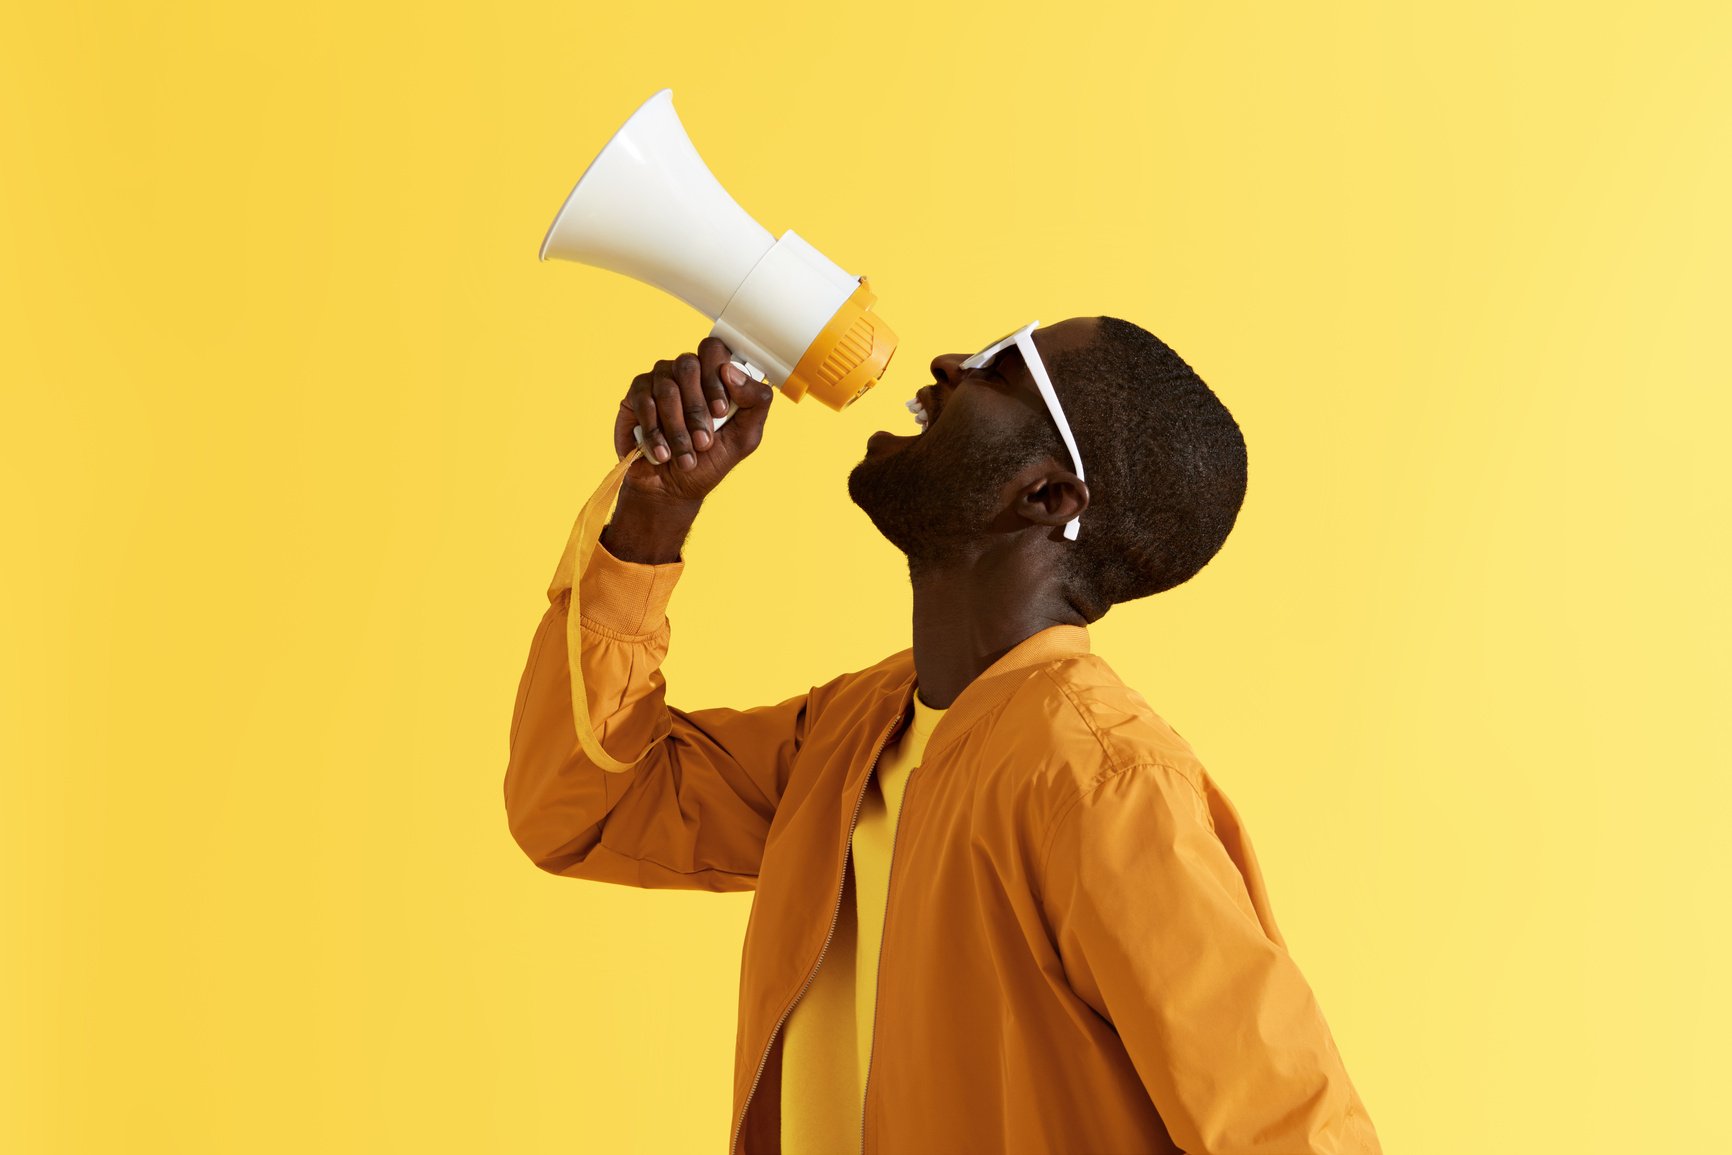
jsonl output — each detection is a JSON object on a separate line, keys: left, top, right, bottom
{"left": 781, "top": 687, "right": 946, "bottom": 1153}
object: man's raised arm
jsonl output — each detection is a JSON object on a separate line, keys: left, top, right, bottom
{"left": 503, "top": 338, "right": 798, "bottom": 893}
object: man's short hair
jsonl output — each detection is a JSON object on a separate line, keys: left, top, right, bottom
{"left": 1044, "top": 316, "right": 1248, "bottom": 619}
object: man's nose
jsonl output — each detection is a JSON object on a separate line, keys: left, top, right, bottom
{"left": 929, "top": 352, "right": 969, "bottom": 386}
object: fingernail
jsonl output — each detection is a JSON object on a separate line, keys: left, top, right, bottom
{"left": 693, "top": 428, "right": 711, "bottom": 450}
{"left": 710, "top": 398, "right": 729, "bottom": 417}
{"left": 676, "top": 452, "right": 696, "bottom": 471}
{"left": 723, "top": 364, "right": 745, "bottom": 388}
{"left": 654, "top": 444, "right": 670, "bottom": 463}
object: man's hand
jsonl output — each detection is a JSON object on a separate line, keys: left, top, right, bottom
{"left": 601, "top": 336, "right": 776, "bottom": 565}
{"left": 614, "top": 335, "right": 775, "bottom": 507}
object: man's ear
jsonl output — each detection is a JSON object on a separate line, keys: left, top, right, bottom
{"left": 1014, "top": 469, "right": 1089, "bottom": 529}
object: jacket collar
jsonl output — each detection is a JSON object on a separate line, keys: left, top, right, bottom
{"left": 884, "top": 624, "right": 1092, "bottom": 760}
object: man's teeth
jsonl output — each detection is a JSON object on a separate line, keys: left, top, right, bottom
{"left": 904, "top": 397, "right": 930, "bottom": 428}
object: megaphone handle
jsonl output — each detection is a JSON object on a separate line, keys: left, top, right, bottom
{"left": 630, "top": 355, "right": 763, "bottom": 453}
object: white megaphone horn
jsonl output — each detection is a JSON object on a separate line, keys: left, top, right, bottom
{"left": 540, "top": 89, "right": 898, "bottom": 448}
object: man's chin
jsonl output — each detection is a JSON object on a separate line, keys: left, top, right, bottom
{"left": 846, "top": 451, "right": 961, "bottom": 564}
{"left": 847, "top": 456, "right": 917, "bottom": 544}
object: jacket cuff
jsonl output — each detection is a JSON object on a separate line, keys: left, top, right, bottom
{"left": 576, "top": 536, "right": 685, "bottom": 637}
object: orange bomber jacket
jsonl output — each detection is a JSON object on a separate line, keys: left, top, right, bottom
{"left": 503, "top": 539, "right": 1383, "bottom": 1155}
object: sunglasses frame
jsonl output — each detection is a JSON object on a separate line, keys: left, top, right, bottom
{"left": 960, "top": 320, "right": 1085, "bottom": 540}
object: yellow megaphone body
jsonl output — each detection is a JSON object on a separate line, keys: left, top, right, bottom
{"left": 540, "top": 88, "right": 897, "bottom": 442}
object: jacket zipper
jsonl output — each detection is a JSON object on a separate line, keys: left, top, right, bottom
{"left": 857, "top": 735, "right": 925, "bottom": 1155}
{"left": 730, "top": 708, "right": 905, "bottom": 1155}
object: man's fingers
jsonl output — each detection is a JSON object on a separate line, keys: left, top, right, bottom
{"left": 630, "top": 371, "right": 669, "bottom": 463}
{"left": 676, "top": 350, "right": 716, "bottom": 453}
{"left": 620, "top": 343, "right": 772, "bottom": 483}
{"left": 654, "top": 355, "right": 700, "bottom": 471}
{"left": 696, "top": 337, "right": 734, "bottom": 420}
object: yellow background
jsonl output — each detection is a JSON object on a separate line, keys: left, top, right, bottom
{"left": 3, "top": 1, "right": 1728, "bottom": 1150}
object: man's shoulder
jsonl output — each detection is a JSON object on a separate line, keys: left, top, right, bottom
{"left": 804, "top": 645, "right": 915, "bottom": 712}
{"left": 802, "top": 646, "right": 1206, "bottom": 783}
{"left": 989, "top": 654, "right": 1210, "bottom": 799}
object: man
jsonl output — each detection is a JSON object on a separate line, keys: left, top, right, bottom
{"left": 504, "top": 317, "right": 1382, "bottom": 1153}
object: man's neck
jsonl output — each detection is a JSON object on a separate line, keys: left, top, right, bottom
{"left": 908, "top": 547, "right": 1085, "bottom": 709}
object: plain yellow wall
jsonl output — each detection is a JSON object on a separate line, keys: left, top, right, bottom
{"left": 4, "top": 1, "right": 1728, "bottom": 1151}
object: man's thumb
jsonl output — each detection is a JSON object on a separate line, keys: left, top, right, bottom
{"left": 718, "top": 377, "right": 774, "bottom": 452}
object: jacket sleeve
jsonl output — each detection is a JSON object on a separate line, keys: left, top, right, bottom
{"left": 502, "top": 536, "right": 810, "bottom": 892}
{"left": 1039, "top": 762, "right": 1381, "bottom": 1154}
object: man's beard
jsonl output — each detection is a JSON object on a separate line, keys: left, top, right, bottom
{"left": 846, "top": 417, "right": 1043, "bottom": 573}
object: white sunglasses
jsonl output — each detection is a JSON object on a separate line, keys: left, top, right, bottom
{"left": 960, "top": 320, "right": 1085, "bottom": 541}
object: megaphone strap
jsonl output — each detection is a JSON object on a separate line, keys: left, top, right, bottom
{"left": 547, "top": 446, "right": 666, "bottom": 773}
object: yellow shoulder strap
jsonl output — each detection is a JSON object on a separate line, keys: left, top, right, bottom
{"left": 546, "top": 446, "right": 663, "bottom": 773}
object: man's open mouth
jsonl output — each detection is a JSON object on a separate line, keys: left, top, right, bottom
{"left": 905, "top": 386, "right": 939, "bottom": 430}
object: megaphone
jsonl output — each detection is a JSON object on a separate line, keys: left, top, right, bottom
{"left": 540, "top": 89, "right": 898, "bottom": 446}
